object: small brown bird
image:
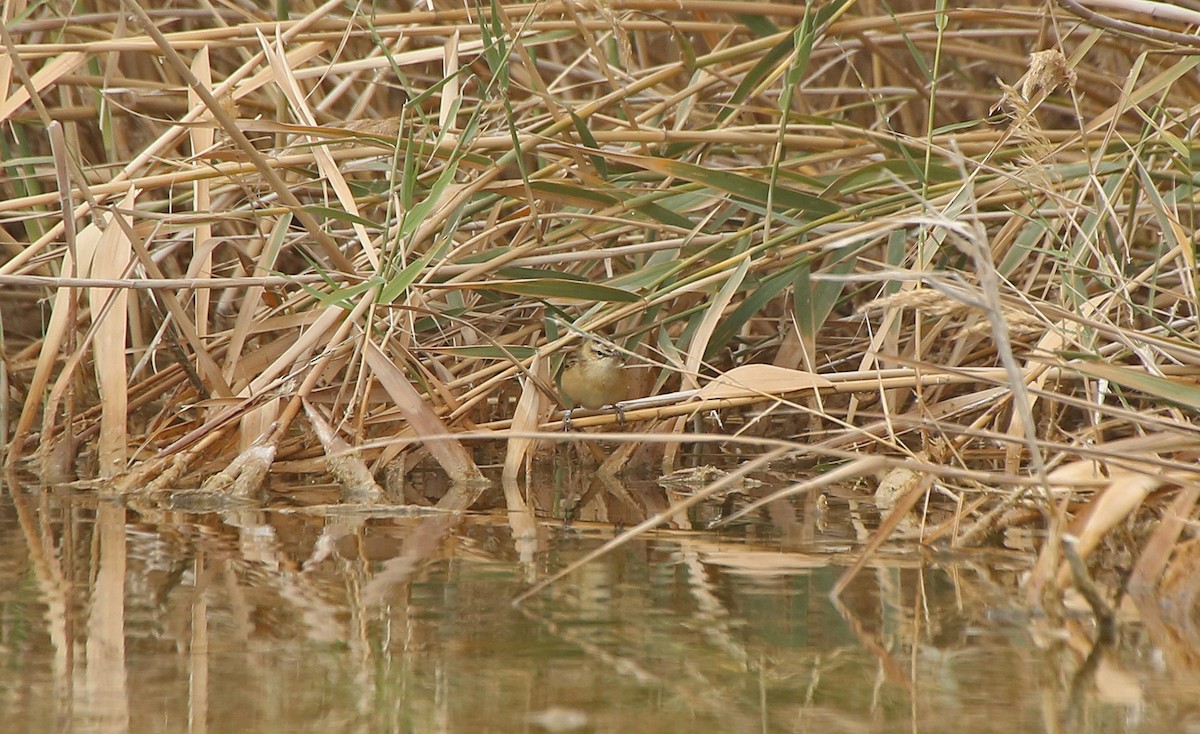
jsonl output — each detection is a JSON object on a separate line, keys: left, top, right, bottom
{"left": 559, "top": 341, "right": 628, "bottom": 425}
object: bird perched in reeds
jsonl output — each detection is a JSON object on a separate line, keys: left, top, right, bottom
{"left": 559, "top": 341, "right": 627, "bottom": 426}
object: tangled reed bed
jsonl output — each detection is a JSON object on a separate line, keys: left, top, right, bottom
{"left": 3, "top": 0, "right": 1200, "bottom": 603}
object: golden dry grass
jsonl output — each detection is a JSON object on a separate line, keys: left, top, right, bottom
{"left": 4, "top": 0, "right": 1200, "bottom": 600}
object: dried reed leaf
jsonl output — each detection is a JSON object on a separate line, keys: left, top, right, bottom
{"left": 1067, "top": 470, "right": 1164, "bottom": 563}
{"left": 695, "top": 364, "right": 834, "bottom": 400}
{"left": 230, "top": 41, "right": 328, "bottom": 103}
{"left": 258, "top": 31, "right": 379, "bottom": 268}
{"left": 1128, "top": 487, "right": 1200, "bottom": 597}
{"left": 684, "top": 255, "right": 749, "bottom": 390}
{"left": 0, "top": 51, "right": 86, "bottom": 124}
{"left": 88, "top": 188, "right": 136, "bottom": 477}
{"left": 1028, "top": 460, "right": 1165, "bottom": 595}
{"left": 362, "top": 340, "right": 485, "bottom": 486}
{"left": 439, "top": 30, "right": 461, "bottom": 133}
{"left": 239, "top": 398, "right": 280, "bottom": 454}
{"left": 502, "top": 353, "right": 548, "bottom": 484}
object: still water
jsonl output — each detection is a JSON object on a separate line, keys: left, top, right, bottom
{"left": 0, "top": 469, "right": 1184, "bottom": 733}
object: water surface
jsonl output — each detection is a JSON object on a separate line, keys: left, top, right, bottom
{"left": 0, "top": 470, "right": 1179, "bottom": 732}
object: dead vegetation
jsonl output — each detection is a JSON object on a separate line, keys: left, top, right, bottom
{"left": 3, "top": 0, "right": 1200, "bottom": 603}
